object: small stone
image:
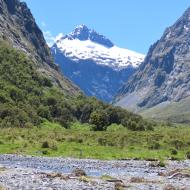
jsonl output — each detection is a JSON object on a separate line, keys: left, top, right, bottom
{"left": 163, "top": 184, "right": 177, "bottom": 190}
{"left": 130, "top": 177, "right": 145, "bottom": 183}
{"left": 72, "top": 169, "right": 86, "bottom": 177}
{"left": 115, "top": 181, "right": 126, "bottom": 190}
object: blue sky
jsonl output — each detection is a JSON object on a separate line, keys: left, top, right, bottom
{"left": 23, "top": 0, "right": 190, "bottom": 54}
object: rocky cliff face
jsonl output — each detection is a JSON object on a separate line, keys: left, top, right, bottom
{"left": 115, "top": 7, "right": 190, "bottom": 115}
{"left": 0, "top": 0, "right": 79, "bottom": 95}
{"left": 0, "top": 0, "right": 52, "bottom": 65}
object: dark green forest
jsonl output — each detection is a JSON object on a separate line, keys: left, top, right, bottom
{"left": 0, "top": 43, "right": 153, "bottom": 131}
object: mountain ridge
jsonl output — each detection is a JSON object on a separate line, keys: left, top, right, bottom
{"left": 51, "top": 25, "right": 144, "bottom": 102}
{"left": 0, "top": 0, "right": 80, "bottom": 95}
{"left": 58, "top": 24, "right": 114, "bottom": 48}
{"left": 115, "top": 6, "right": 190, "bottom": 123}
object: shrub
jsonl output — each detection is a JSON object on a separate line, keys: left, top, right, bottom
{"left": 148, "top": 141, "right": 161, "bottom": 150}
{"left": 90, "top": 111, "right": 108, "bottom": 131}
{"left": 170, "top": 140, "right": 184, "bottom": 150}
{"left": 186, "top": 151, "right": 190, "bottom": 159}
{"left": 70, "top": 122, "right": 92, "bottom": 131}
{"left": 106, "top": 124, "right": 125, "bottom": 132}
{"left": 37, "top": 106, "right": 51, "bottom": 120}
{"left": 42, "top": 77, "right": 53, "bottom": 87}
{"left": 51, "top": 144, "right": 58, "bottom": 151}
{"left": 42, "top": 150, "right": 49, "bottom": 155}
{"left": 105, "top": 106, "right": 120, "bottom": 124}
{"left": 67, "top": 137, "right": 76, "bottom": 142}
{"left": 158, "top": 161, "right": 166, "bottom": 167}
{"left": 128, "top": 121, "right": 146, "bottom": 131}
{"left": 97, "top": 137, "right": 107, "bottom": 146}
{"left": 77, "top": 138, "right": 83, "bottom": 144}
{"left": 41, "top": 141, "right": 49, "bottom": 148}
{"left": 170, "top": 149, "right": 178, "bottom": 155}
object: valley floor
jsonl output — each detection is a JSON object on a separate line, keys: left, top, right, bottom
{"left": 0, "top": 154, "right": 190, "bottom": 189}
{"left": 0, "top": 122, "right": 190, "bottom": 160}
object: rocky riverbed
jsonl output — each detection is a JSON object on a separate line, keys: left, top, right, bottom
{"left": 0, "top": 155, "right": 190, "bottom": 189}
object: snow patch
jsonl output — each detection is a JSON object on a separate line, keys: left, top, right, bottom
{"left": 55, "top": 38, "right": 145, "bottom": 70}
{"left": 184, "top": 25, "right": 189, "bottom": 32}
{"left": 55, "top": 33, "right": 64, "bottom": 42}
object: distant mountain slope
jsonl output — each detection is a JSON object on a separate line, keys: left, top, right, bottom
{"left": 115, "top": 7, "right": 190, "bottom": 123}
{"left": 141, "top": 96, "right": 190, "bottom": 123}
{"left": 51, "top": 25, "right": 144, "bottom": 102}
{"left": 0, "top": 0, "right": 79, "bottom": 95}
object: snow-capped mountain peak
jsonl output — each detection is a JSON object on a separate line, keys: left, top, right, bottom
{"left": 53, "top": 25, "right": 145, "bottom": 70}
{"left": 56, "top": 24, "right": 114, "bottom": 48}
{"left": 71, "top": 24, "right": 91, "bottom": 40}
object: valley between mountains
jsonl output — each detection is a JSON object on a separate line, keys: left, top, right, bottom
{"left": 0, "top": 0, "right": 190, "bottom": 189}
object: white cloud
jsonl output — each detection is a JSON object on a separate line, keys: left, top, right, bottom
{"left": 43, "top": 30, "right": 55, "bottom": 47}
{"left": 41, "top": 21, "right": 46, "bottom": 28}
{"left": 43, "top": 31, "right": 65, "bottom": 47}
{"left": 41, "top": 22, "right": 64, "bottom": 47}
{"left": 40, "top": 21, "right": 55, "bottom": 47}
{"left": 55, "top": 33, "right": 64, "bottom": 42}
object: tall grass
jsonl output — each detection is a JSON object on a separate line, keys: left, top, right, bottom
{"left": 0, "top": 122, "right": 190, "bottom": 160}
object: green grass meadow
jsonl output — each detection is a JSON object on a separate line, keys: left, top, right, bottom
{"left": 0, "top": 121, "right": 190, "bottom": 160}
